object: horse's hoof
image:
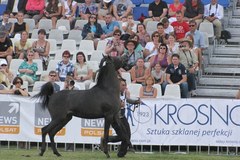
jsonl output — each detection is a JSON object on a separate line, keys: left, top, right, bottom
{"left": 54, "top": 152, "right": 62, "bottom": 157}
{"left": 105, "top": 153, "right": 110, "bottom": 158}
{"left": 39, "top": 152, "right": 43, "bottom": 156}
{"left": 117, "top": 151, "right": 126, "bottom": 158}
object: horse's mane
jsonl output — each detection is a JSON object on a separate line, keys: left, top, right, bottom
{"left": 97, "top": 62, "right": 111, "bottom": 86}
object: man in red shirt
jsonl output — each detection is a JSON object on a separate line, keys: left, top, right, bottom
{"left": 171, "top": 10, "right": 189, "bottom": 40}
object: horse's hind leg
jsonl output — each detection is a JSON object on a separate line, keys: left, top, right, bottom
{"left": 39, "top": 125, "right": 49, "bottom": 156}
{"left": 103, "top": 116, "right": 112, "bottom": 158}
{"left": 48, "top": 115, "right": 72, "bottom": 156}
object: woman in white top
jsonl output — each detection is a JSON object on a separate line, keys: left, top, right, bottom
{"left": 62, "top": 0, "right": 77, "bottom": 28}
{"left": 167, "top": 33, "right": 179, "bottom": 56}
{"left": 143, "top": 31, "right": 161, "bottom": 61}
{"left": 74, "top": 52, "right": 93, "bottom": 89}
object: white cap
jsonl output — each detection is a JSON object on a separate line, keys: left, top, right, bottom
{"left": 103, "top": 0, "right": 111, "bottom": 3}
{"left": 0, "top": 59, "right": 7, "bottom": 66}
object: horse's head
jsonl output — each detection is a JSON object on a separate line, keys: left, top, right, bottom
{"left": 99, "top": 55, "right": 125, "bottom": 71}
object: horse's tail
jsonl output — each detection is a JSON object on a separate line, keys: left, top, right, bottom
{"left": 33, "top": 82, "right": 54, "bottom": 109}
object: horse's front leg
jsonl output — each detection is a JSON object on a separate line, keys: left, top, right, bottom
{"left": 103, "top": 116, "right": 111, "bottom": 158}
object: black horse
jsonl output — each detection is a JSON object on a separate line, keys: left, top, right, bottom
{"left": 34, "top": 56, "right": 129, "bottom": 158}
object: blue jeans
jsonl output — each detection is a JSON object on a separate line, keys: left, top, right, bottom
{"left": 162, "top": 82, "right": 188, "bottom": 98}
{"left": 187, "top": 72, "right": 196, "bottom": 91}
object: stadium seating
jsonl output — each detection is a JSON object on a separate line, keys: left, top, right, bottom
{"left": 133, "top": 7, "right": 149, "bottom": 21}
{"left": 127, "top": 83, "right": 142, "bottom": 98}
{"left": 38, "top": 19, "right": 52, "bottom": 32}
{"left": 0, "top": 4, "right": 7, "bottom": 15}
{"left": 162, "top": 84, "right": 181, "bottom": 99}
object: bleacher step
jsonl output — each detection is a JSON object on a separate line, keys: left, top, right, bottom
{"left": 196, "top": 88, "right": 237, "bottom": 98}
{"left": 204, "top": 67, "right": 240, "bottom": 75}
{"left": 209, "top": 57, "right": 240, "bottom": 65}
{"left": 198, "top": 77, "right": 240, "bottom": 86}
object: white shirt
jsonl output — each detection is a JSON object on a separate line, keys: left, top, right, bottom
{"left": 164, "top": 24, "right": 174, "bottom": 34}
{"left": 204, "top": 3, "right": 224, "bottom": 20}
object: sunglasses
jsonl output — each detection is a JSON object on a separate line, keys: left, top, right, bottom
{"left": 114, "top": 33, "right": 121, "bottom": 36}
{"left": 49, "top": 75, "right": 56, "bottom": 77}
{"left": 189, "top": 25, "right": 195, "bottom": 27}
{"left": 1, "top": 64, "right": 7, "bottom": 66}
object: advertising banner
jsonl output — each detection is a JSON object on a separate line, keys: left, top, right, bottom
{"left": 0, "top": 95, "right": 239, "bottom": 146}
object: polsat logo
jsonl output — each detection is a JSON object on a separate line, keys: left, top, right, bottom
{"left": 80, "top": 119, "right": 113, "bottom": 137}
{"left": 0, "top": 102, "right": 20, "bottom": 134}
{"left": 34, "top": 103, "right": 65, "bottom": 136}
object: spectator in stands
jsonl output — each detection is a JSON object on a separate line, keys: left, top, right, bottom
{"left": 9, "top": 11, "right": 29, "bottom": 38}
{"left": 171, "top": 10, "right": 189, "bottom": 40}
{"left": 98, "top": 0, "right": 113, "bottom": 20}
{"left": 48, "top": 70, "right": 60, "bottom": 92}
{"left": 32, "top": 29, "right": 50, "bottom": 70}
{"left": 14, "top": 31, "right": 31, "bottom": 59}
{"left": 62, "top": 0, "right": 78, "bottom": 29}
{"left": 0, "top": 11, "right": 13, "bottom": 34}
{"left": 105, "top": 29, "right": 124, "bottom": 56}
{"left": 167, "top": 33, "right": 179, "bottom": 55}
{"left": 79, "top": 0, "right": 98, "bottom": 20}
{"left": 183, "top": 0, "right": 204, "bottom": 26}
{"left": 163, "top": 54, "right": 188, "bottom": 98}
{"left": 82, "top": 14, "right": 103, "bottom": 49}
{"left": 24, "top": 0, "right": 45, "bottom": 25}
{"left": 0, "top": 76, "right": 29, "bottom": 96}
{"left": 121, "top": 39, "right": 143, "bottom": 71}
{"left": 185, "top": 20, "right": 205, "bottom": 49}
{"left": 177, "top": 38, "right": 198, "bottom": 97}
{"left": 168, "top": 0, "right": 184, "bottom": 23}
{"left": 151, "top": 63, "right": 164, "bottom": 85}
{"left": 143, "top": 31, "right": 161, "bottom": 61}
{"left": 149, "top": 43, "right": 171, "bottom": 70}
{"left": 139, "top": 75, "right": 157, "bottom": 98}
{"left": 122, "top": 14, "right": 137, "bottom": 36}
{"left": 143, "top": 0, "right": 168, "bottom": 26}
{"left": 74, "top": 52, "right": 93, "bottom": 89}
{"left": 0, "top": 31, "right": 13, "bottom": 64}
{"left": 161, "top": 17, "right": 174, "bottom": 35}
{"left": 18, "top": 50, "right": 38, "bottom": 85}
{"left": 5, "top": 0, "right": 27, "bottom": 18}
{"left": 101, "top": 13, "right": 120, "bottom": 39}
{"left": 185, "top": 34, "right": 202, "bottom": 69}
{"left": 157, "top": 22, "right": 168, "bottom": 44}
{"left": 0, "top": 59, "right": 14, "bottom": 89}
{"left": 203, "top": 0, "right": 224, "bottom": 40}
{"left": 113, "top": 0, "right": 133, "bottom": 21}
{"left": 64, "top": 74, "right": 79, "bottom": 90}
{"left": 42, "top": 0, "right": 62, "bottom": 29}
{"left": 185, "top": 20, "right": 204, "bottom": 68}
{"left": 126, "top": 34, "right": 143, "bottom": 55}
{"left": 56, "top": 50, "right": 74, "bottom": 81}
{"left": 130, "top": 58, "right": 150, "bottom": 84}
{"left": 136, "top": 23, "right": 150, "bottom": 47}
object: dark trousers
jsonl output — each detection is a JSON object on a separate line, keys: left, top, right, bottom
{"left": 108, "top": 116, "right": 131, "bottom": 144}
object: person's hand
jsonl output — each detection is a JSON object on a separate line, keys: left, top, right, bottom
{"left": 188, "top": 67, "right": 195, "bottom": 74}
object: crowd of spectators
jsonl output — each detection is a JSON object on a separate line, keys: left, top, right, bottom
{"left": 0, "top": 0, "right": 227, "bottom": 98}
